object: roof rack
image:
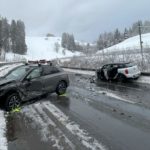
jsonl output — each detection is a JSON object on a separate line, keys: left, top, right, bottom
{"left": 27, "top": 60, "right": 53, "bottom": 66}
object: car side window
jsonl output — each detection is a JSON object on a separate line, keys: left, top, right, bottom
{"left": 43, "top": 66, "right": 60, "bottom": 75}
{"left": 26, "top": 68, "right": 42, "bottom": 79}
{"left": 51, "top": 67, "right": 60, "bottom": 74}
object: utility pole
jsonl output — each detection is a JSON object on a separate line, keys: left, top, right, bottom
{"left": 138, "top": 22, "right": 144, "bottom": 69}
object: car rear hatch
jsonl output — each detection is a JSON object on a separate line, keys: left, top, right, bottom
{"left": 125, "top": 65, "right": 141, "bottom": 75}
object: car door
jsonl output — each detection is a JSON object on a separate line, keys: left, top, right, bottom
{"left": 22, "top": 68, "right": 44, "bottom": 100}
{"left": 103, "top": 65, "right": 109, "bottom": 80}
{"left": 42, "top": 66, "right": 61, "bottom": 93}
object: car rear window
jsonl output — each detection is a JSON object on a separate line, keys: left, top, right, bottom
{"left": 124, "top": 63, "right": 134, "bottom": 67}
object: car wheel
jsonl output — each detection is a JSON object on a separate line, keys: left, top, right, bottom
{"left": 97, "top": 72, "right": 105, "bottom": 81}
{"left": 56, "top": 81, "right": 67, "bottom": 95}
{"left": 5, "top": 93, "right": 21, "bottom": 111}
{"left": 118, "top": 74, "right": 126, "bottom": 83}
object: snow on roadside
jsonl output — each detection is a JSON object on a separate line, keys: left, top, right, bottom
{"left": 136, "top": 76, "right": 150, "bottom": 85}
{"left": 43, "top": 102, "right": 107, "bottom": 150}
{"left": 0, "top": 111, "right": 7, "bottom": 150}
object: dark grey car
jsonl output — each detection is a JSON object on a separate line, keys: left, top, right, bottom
{"left": 0, "top": 64, "right": 69, "bottom": 111}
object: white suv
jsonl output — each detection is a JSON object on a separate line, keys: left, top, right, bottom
{"left": 96, "top": 62, "right": 141, "bottom": 82}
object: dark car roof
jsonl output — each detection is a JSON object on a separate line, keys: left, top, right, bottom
{"left": 103, "top": 62, "right": 131, "bottom": 66}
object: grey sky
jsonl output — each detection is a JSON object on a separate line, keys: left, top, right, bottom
{"left": 0, "top": 0, "right": 150, "bottom": 41}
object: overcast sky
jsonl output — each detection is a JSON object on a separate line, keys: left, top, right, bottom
{"left": 0, "top": 0, "right": 150, "bottom": 42}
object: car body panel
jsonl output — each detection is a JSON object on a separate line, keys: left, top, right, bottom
{"left": 0, "top": 65, "right": 69, "bottom": 103}
{"left": 96, "top": 62, "right": 141, "bottom": 81}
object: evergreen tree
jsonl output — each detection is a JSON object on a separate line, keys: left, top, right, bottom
{"left": 61, "top": 32, "right": 68, "bottom": 49}
{"left": 1, "top": 18, "right": 10, "bottom": 52}
{"left": 97, "top": 35, "right": 104, "bottom": 50}
{"left": 114, "top": 28, "right": 121, "bottom": 44}
{"left": 10, "top": 20, "right": 17, "bottom": 53}
{"left": 54, "top": 42, "right": 60, "bottom": 53}
{"left": 0, "top": 16, "right": 27, "bottom": 57}
{"left": 16, "top": 20, "right": 27, "bottom": 54}
{"left": 124, "top": 28, "right": 129, "bottom": 39}
{"left": 0, "top": 18, "right": 2, "bottom": 51}
{"left": 61, "top": 32, "right": 76, "bottom": 51}
{"left": 68, "top": 34, "right": 76, "bottom": 51}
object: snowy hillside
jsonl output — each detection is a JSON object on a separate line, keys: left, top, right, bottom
{"left": 26, "top": 36, "right": 81, "bottom": 60}
{"left": 97, "top": 33, "right": 150, "bottom": 54}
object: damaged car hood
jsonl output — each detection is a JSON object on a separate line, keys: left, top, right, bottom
{"left": 0, "top": 78, "right": 16, "bottom": 87}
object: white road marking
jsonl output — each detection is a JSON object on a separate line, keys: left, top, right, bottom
{"left": 98, "top": 91, "right": 136, "bottom": 104}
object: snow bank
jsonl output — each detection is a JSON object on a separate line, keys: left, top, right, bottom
{"left": 136, "top": 76, "right": 150, "bottom": 85}
{"left": 0, "top": 111, "right": 7, "bottom": 150}
{"left": 5, "top": 53, "right": 26, "bottom": 62}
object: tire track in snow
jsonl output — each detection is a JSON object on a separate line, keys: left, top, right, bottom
{"left": 22, "top": 104, "right": 75, "bottom": 150}
{"left": 42, "top": 101, "right": 107, "bottom": 150}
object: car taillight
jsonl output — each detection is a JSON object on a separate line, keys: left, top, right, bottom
{"left": 125, "top": 69, "right": 128, "bottom": 74}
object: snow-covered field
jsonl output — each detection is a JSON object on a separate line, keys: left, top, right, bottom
{"left": 97, "top": 33, "right": 150, "bottom": 54}
{"left": 26, "top": 36, "right": 82, "bottom": 60}
{"left": 1, "top": 36, "right": 82, "bottom": 62}
{"left": 4, "top": 53, "right": 26, "bottom": 62}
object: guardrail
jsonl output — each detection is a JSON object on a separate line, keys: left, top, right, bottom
{"left": 0, "top": 61, "right": 24, "bottom": 67}
{"left": 62, "top": 66, "right": 150, "bottom": 76}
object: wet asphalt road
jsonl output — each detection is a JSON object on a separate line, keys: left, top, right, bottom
{"left": 5, "top": 73, "right": 150, "bottom": 150}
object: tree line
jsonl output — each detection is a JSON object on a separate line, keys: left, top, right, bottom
{"left": 97, "top": 20, "right": 150, "bottom": 50}
{"left": 0, "top": 16, "right": 27, "bottom": 56}
{"left": 61, "top": 20, "right": 150, "bottom": 54}
{"left": 61, "top": 32, "right": 95, "bottom": 53}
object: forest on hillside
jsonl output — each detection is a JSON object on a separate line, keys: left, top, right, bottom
{"left": 96, "top": 20, "right": 150, "bottom": 50}
{"left": 61, "top": 20, "right": 150, "bottom": 54}
{"left": 0, "top": 16, "right": 27, "bottom": 59}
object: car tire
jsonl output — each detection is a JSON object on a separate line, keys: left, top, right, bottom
{"left": 97, "top": 72, "right": 105, "bottom": 81}
{"left": 118, "top": 74, "right": 126, "bottom": 83}
{"left": 56, "top": 81, "right": 67, "bottom": 95}
{"left": 5, "top": 93, "right": 21, "bottom": 111}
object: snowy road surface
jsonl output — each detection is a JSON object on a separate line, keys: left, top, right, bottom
{"left": 64, "top": 68, "right": 150, "bottom": 85}
{"left": 1, "top": 65, "right": 150, "bottom": 150}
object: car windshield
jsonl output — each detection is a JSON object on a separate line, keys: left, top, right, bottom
{"left": 5, "top": 66, "right": 30, "bottom": 80}
{"left": 124, "top": 63, "right": 134, "bottom": 67}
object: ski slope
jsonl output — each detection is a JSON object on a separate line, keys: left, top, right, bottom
{"left": 26, "top": 36, "right": 81, "bottom": 60}
{"left": 97, "top": 33, "right": 150, "bottom": 54}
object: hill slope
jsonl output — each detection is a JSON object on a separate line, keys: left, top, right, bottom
{"left": 97, "top": 33, "right": 150, "bottom": 54}
{"left": 26, "top": 36, "right": 81, "bottom": 60}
